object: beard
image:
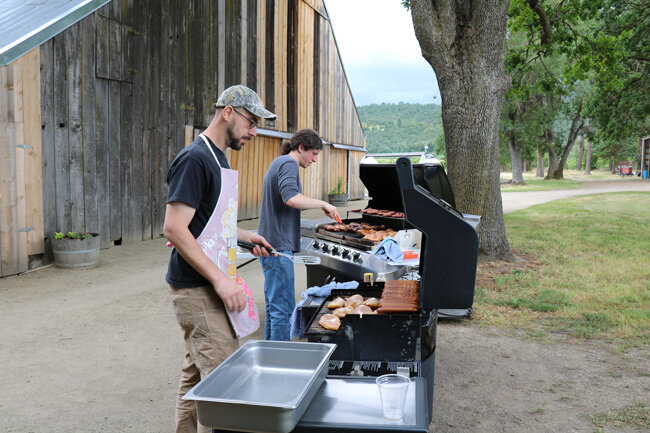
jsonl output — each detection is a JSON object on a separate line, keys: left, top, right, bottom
{"left": 227, "top": 126, "right": 246, "bottom": 151}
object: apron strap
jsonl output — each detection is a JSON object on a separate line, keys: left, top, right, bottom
{"left": 199, "top": 133, "right": 222, "bottom": 169}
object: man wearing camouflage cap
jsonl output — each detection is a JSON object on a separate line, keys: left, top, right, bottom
{"left": 164, "top": 85, "right": 276, "bottom": 433}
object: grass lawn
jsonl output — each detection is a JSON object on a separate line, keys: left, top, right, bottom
{"left": 472, "top": 192, "right": 650, "bottom": 350}
{"left": 500, "top": 169, "right": 636, "bottom": 192}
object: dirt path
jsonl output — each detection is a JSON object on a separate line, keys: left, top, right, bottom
{"left": 1, "top": 180, "right": 648, "bottom": 432}
{"left": 501, "top": 178, "right": 650, "bottom": 214}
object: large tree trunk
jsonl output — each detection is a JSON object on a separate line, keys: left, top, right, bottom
{"left": 545, "top": 128, "right": 563, "bottom": 179}
{"left": 585, "top": 140, "right": 592, "bottom": 174}
{"left": 508, "top": 136, "right": 525, "bottom": 184}
{"left": 546, "top": 103, "right": 584, "bottom": 179}
{"left": 536, "top": 150, "right": 545, "bottom": 177}
{"left": 506, "top": 111, "right": 525, "bottom": 185}
{"left": 410, "top": 0, "right": 513, "bottom": 260}
{"left": 576, "top": 135, "right": 584, "bottom": 171}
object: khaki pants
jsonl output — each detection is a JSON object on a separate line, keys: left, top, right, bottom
{"left": 169, "top": 285, "right": 239, "bottom": 433}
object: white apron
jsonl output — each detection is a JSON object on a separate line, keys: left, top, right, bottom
{"left": 194, "top": 134, "right": 259, "bottom": 338}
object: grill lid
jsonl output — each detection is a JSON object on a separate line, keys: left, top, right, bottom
{"left": 359, "top": 162, "right": 456, "bottom": 211}
{"left": 396, "top": 158, "right": 479, "bottom": 310}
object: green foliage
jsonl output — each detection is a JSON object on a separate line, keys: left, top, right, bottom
{"left": 357, "top": 103, "right": 443, "bottom": 156}
{"left": 583, "top": 0, "right": 650, "bottom": 142}
{"left": 55, "top": 231, "right": 94, "bottom": 240}
{"left": 501, "top": 0, "right": 647, "bottom": 176}
{"left": 328, "top": 178, "right": 345, "bottom": 195}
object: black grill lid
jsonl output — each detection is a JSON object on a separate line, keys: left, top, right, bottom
{"left": 395, "top": 158, "right": 478, "bottom": 310}
{"left": 359, "top": 162, "right": 456, "bottom": 211}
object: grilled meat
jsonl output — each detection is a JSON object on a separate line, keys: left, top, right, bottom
{"left": 327, "top": 297, "right": 345, "bottom": 309}
{"left": 332, "top": 306, "right": 353, "bottom": 318}
{"left": 350, "top": 304, "right": 374, "bottom": 315}
{"left": 319, "top": 314, "right": 341, "bottom": 331}
{"left": 345, "top": 294, "right": 364, "bottom": 308}
{"left": 363, "top": 297, "right": 380, "bottom": 308}
{"left": 362, "top": 208, "right": 405, "bottom": 218}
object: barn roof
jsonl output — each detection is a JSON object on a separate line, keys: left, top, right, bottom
{"left": 0, "top": 0, "right": 111, "bottom": 66}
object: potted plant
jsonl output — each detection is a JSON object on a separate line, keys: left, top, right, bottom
{"left": 328, "top": 179, "right": 349, "bottom": 206}
{"left": 51, "top": 231, "right": 100, "bottom": 269}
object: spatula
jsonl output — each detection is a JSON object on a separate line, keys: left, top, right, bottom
{"left": 237, "top": 240, "right": 321, "bottom": 265}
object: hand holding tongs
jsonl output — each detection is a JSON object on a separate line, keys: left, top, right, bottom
{"left": 237, "top": 240, "right": 321, "bottom": 265}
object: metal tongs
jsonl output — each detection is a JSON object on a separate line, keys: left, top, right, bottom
{"left": 237, "top": 240, "right": 321, "bottom": 265}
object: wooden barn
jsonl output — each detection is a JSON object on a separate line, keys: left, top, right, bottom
{"left": 0, "top": 0, "right": 366, "bottom": 277}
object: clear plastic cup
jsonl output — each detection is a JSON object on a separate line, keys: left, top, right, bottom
{"left": 376, "top": 374, "right": 410, "bottom": 420}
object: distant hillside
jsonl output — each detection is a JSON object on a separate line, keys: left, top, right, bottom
{"left": 357, "top": 103, "right": 443, "bottom": 154}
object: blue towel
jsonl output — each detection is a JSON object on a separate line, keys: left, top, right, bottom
{"left": 371, "top": 238, "right": 403, "bottom": 262}
{"left": 289, "top": 280, "right": 359, "bottom": 339}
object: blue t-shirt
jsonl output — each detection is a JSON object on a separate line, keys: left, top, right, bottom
{"left": 165, "top": 135, "right": 230, "bottom": 288}
{"left": 258, "top": 155, "right": 302, "bottom": 252}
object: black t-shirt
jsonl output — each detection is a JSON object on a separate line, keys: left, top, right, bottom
{"left": 165, "top": 135, "right": 230, "bottom": 288}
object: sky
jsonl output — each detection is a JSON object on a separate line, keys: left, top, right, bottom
{"left": 323, "top": 0, "right": 441, "bottom": 107}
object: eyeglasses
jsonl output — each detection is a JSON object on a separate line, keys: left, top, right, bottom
{"left": 232, "top": 108, "right": 258, "bottom": 129}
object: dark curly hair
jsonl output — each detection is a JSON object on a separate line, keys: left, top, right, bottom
{"left": 280, "top": 129, "right": 322, "bottom": 155}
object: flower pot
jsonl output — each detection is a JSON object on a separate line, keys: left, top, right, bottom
{"left": 51, "top": 234, "right": 100, "bottom": 269}
{"left": 328, "top": 193, "right": 349, "bottom": 207}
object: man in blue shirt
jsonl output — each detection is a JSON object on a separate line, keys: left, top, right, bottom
{"left": 258, "top": 129, "right": 341, "bottom": 340}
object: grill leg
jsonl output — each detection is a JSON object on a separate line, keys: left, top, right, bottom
{"left": 422, "top": 351, "right": 435, "bottom": 423}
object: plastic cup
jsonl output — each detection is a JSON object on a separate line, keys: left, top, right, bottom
{"left": 376, "top": 374, "right": 410, "bottom": 420}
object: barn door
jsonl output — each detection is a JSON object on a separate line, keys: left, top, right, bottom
{"left": 1, "top": 48, "right": 43, "bottom": 277}
{"left": 0, "top": 120, "right": 29, "bottom": 277}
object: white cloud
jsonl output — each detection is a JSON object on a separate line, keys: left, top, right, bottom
{"left": 324, "top": 0, "right": 440, "bottom": 105}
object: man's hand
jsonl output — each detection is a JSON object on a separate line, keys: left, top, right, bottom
{"left": 248, "top": 233, "right": 273, "bottom": 257}
{"left": 213, "top": 274, "right": 247, "bottom": 313}
{"left": 322, "top": 203, "right": 340, "bottom": 222}
{"left": 237, "top": 228, "right": 273, "bottom": 257}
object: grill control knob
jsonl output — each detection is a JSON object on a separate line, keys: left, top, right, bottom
{"left": 321, "top": 244, "right": 329, "bottom": 252}
{"left": 312, "top": 241, "right": 320, "bottom": 249}
{"left": 341, "top": 249, "right": 350, "bottom": 258}
{"left": 352, "top": 252, "right": 361, "bottom": 261}
{"left": 331, "top": 247, "right": 339, "bottom": 255}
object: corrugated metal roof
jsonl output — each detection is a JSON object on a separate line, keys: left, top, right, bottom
{"left": 0, "top": 0, "right": 111, "bottom": 66}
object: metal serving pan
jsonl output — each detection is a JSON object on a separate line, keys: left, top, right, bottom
{"left": 183, "top": 340, "right": 336, "bottom": 433}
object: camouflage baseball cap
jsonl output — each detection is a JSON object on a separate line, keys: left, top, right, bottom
{"left": 213, "top": 84, "right": 277, "bottom": 120}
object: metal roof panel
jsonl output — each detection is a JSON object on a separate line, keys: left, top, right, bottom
{"left": 0, "top": 0, "right": 111, "bottom": 66}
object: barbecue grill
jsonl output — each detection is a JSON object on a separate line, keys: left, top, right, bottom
{"left": 298, "top": 158, "right": 480, "bottom": 425}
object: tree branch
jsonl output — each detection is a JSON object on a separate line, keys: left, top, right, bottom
{"left": 526, "top": 0, "right": 552, "bottom": 45}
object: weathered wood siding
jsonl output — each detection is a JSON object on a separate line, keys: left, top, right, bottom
{"left": 1, "top": 0, "right": 365, "bottom": 276}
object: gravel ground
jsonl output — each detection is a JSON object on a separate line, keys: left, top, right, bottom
{"left": 1, "top": 179, "right": 648, "bottom": 433}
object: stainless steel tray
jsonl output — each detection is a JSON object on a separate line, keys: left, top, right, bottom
{"left": 183, "top": 340, "right": 336, "bottom": 433}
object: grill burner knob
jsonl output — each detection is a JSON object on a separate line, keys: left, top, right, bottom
{"left": 352, "top": 252, "right": 361, "bottom": 261}
{"left": 321, "top": 244, "right": 329, "bottom": 252}
{"left": 312, "top": 242, "right": 320, "bottom": 249}
{"left": 331, "top": 247, "right": 339, "bottom": 255}
{"left": 341, "top": 249, "right": 349, "bottom": 258}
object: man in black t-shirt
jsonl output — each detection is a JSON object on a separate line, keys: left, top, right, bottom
{"left": 164, "top": 85, "right": 276, "bottom": 433}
